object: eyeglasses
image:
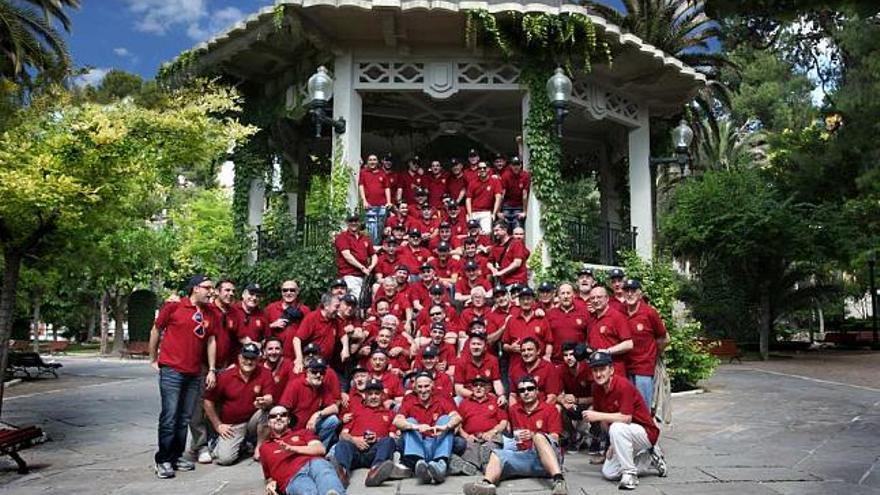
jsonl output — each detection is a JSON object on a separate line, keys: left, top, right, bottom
{"left": 197, "top": 284, "right": 214, "bottom": 290}
{"left": 281, "top": 288, "right": 299, "bottom": 293}
{"left": 192, "top": 311, "right": 205, "bottom": 337}
{"left": 307, "top": 369, "right": 326, "bottom": 376}
{"left": 430, "top": 312, "right": 444, "bottom": 317}
{"left": 268, "top": 412, "right": 289, "bottom": 419}
{"left": 517, "top": 385, "right": 537, "bottom": 393}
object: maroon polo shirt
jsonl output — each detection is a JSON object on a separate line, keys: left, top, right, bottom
{"left": 425, "top": 172, "right": 449, "bottom": 208}
{"left": 406, "top": 216, "right": 440, "bottom": 236}
{"left": 428, "top": 235, "right": 462, "bottom": 252}
{"left": 444, "top": 213, "right": 468, "bottom": 237}
{"left": 626, "top": 301, "right": 667, "bottom": 376}
{"left": 278, "top": 375, "right": 340, "bottom": 429}
{"left": 384, "top": 168, "right": 400, "bottom": 197}
{"left": 490, "top": 238, "right": 529, "bottom": 285}
{"left": 588, "top": 307, "right": 632, "bottom": 375}
{"left": 429, "top": 257, "right": 461, "bottom": 281}
{"left": 399, "top": 169, "right": 425, "bottom": 204}
{"left": 295, "top": 310, "right": 337, "bottom": 361}
{"left": 455, "top": 276, "right": 492, "bottom": 297}
{"left": 557, "top": 362, "right": 592, "bottom": 398}
{"left": 359, "top": 167, "right": 389, "bottom": 207}
{"left": 259, "top": 429, "right": 321, "bottom": 490}
{"left": 155, "top": 297, "right": 217, "bottom": 375}
{"left": 508, "top": 358, "right": 562, "bottom": 399}
{"left": 334, "top": 230, "right": 374, "bottom": 277}
{"left": 227, "top": 302, "right": 267, "bottom": 344}
{"left": 467, "top": 175, "right": 503, "bottom": 211}
{"left": 501, "top": 168, "right": 530, "bottom": 208}
{"left": 503, "top": 311, "right": 553, "bottom": 369}
{"left": 346, "top": 403, "right": 394, "bottom": 437}
{"left": 447, "top": 173, "right": 467, "bottom": 202}
{"left": 454, "top": 352, "right": 501, "bottom": 385}
{"left": 370, "top": 370, "right": 405, "bottom": 399}
{"left": 204, "top": 364, "right": 275, "bottom": 424}
{"left": 609, "top": 296, "right": 627, "bottom": 315}
{"left": 413, "top": 343, "right": 458, "bottom": 370}
{"left": 508, "top": 400, "right": 562, "bottom": 436}
{"left": 400, "top": 244, "right": 432, "bottom": 272}
{"left": 398, "top": 394, "right": 457, "bottom": 427}
{"left": 592, "top": 374, "right": 659, "bottom": 445}
{"left": 264, "top": 300, "right": 312, "bottom": 359}
{"left": 459, "top": 253, "right": 490, "bottom": 274}
{"left": 263, "top": 358, "right": 294, "bottom": 395}
{"left": 546, "top": 305, "right": 590, "bottom": 363}
{"left": 209, "top": 303, "right": 237, "bottom": 368}
{"left": 376, "top": 253, "right": 405, "bottom": 279}
{"left": 458, "top": 394, "right": 508, "bottom": 435}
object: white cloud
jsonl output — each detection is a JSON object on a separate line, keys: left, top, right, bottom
{"left": 113, "top": 47, "right": 131, "bottom": 57}
{"left": 73, "top": 68, "right": 111, "bottom": 88}
{"left": 125, "top": 0, "right": 245, "bottom": 41}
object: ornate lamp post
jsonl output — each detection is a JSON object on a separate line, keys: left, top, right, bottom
{"left": 306, "top": 66, "right": 346, "bottom": 138}
{"left": 870, "top": 250, "right": 878, "bottom": 349}
{"left": 651, "top": 119, "right": 695, "bottom": 176}
{"left": 546, "top": 67, "right": 572, "bottom": 138}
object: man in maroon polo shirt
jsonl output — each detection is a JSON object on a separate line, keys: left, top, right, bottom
{"left": 333, "top": 378, "right": 398, "bottom": 487}
{"left": 584, "top": 351, "right": 666, "bottom": 490}
{"left": 454, "top": 260, "right": 493, "bottom": 305}
{"left": 400, "top": 157, "right": 425, "bottom": 205}
{"left": 263, "top": 336, "right": 294, "bottom": 398}
{"left": 459, "top": 288, "right": 501, "bottom": 344}
{"left": 466, "top": 162, "right": 503, "bottom": 234}
{"left": 334, "top": 214, "right": 377, "bottom": 300}
{"left": 203, "top": 343, "right": 276, "bottom": 465}
{"left": 431, "top": 242, "right": 461, "bottom": 286}
{"left": 622, "top": 279, "right": 668, "bottom": 409}
{"left": 293, "top": 293, "right": 340, "bottom": 373}
{"left": 556, "top": 342, "right": 594, "bottom": 452}
{"left": 502, "top": 287, "right": 553, "bottom": 373}
{"left": 259, "top": 405, "right": 346, "bottom": 495}
{"left": 149, "top": 274, "right": 219, "bottom": 479}
{"left": 488, "top": 221, "right": 529, "bottom": 287}
{"left": 412, "top": 345, "right": 455, "bottom": 398}
{"left": 359, "top": 153, "right": 392, "bottom": 243}
{"left": 366, "top": 348, "right": 405, "bottom": 409}
{"left": 500, "top": 156, "right": 530, "bottom": 231}
{"left": 454, "top": 326, "right": 506, "bottom": 403}
{"left": 508, "top": 337, "right": 562, "bottom": 405}
{"left": 265, "top": 280, "right": 311, "bottom": 360}
{"left": 278, "top": 357, "right": 342, "bottom": 448}
{"left": 426, "top": 159, "right": 449, "bottom": 208}
{"left": 463, "top": 375, "right": 567, "bottom": 495}
{"left": 573, "top": 266, "right": 597, "bottom": 313}
{"left": 587, "top": 287, "right": 633, "bottom": 376}
{"left": 452, "top": 375, "right": 509, "bottom": 475}
{"left": 227, "top": 283, "right": 267, "bottom": 347}
{"left": 444, "top": 198, "right": 469, "bottom": 238}
{"left": 607, "top": 268, "right": 627, "bottom": 314}
{"left": 546, "top": 283, "right": 589, "bottom": 363}
{"left": 446, "top": 158, "right": 468, "bottom": 205}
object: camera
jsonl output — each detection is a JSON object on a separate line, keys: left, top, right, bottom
{"left": 282, "top": 305, "right": 304, "bottom": 323}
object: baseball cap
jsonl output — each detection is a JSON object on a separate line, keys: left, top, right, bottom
{"left": 346, "top": 213, "right": 361, "bottom": 223}
{"left": 623, "top": 278, "right": 642, "bottom": 290}
{"left": 609, "top": 268, "right": 625, "bottom": 279}
{"left": 364, "top": 378, "right": 385, "bottom": 391}
{"left": 341, "top": 294, "right": 358, "bottom": 305}
{"left": 302, "top": 342, "right": 321, "bottom": 356}
{"left": 421, "top": 345, "right": 440, "bottom": 358}
{"left": 468, "top": 149, "right": 479, "bottom": 157}
{"left": 518, "top": 286, "right": 536, "bottom": 298}
{"left": 464, "top": 260, "right": 479, "bottom": 271}
{"left": 240, "top": 342, "right": 261, "bottom": 359}
{"left": 471, "top": 375, "right": 491, "bottom": 385}
{"left": 245, "top": 282, "right": 264, "bottom": 295}
{"left": 577, "top": 265, "right": 595, "bottom": 277}
{"left": 429, "top": 285, "right": 445, "bottom": 295}
{"left": 588, "top": 351, "right": 613, "bottom": 368}
{"left": 330, "top": 278, "right": 347, "bottom": 288}
{"left": 420, "top": 263, "right": 434, "bottom": 272}
{"left": 467, "top": 219, "right": 480, "bottom": 229}
{"left": 408, "top": 228, "right": 421, "bottom": 237}
{"left": 306, "top": 358, "right": 328, "bottom": 371}
{"left": 538, "top": 281, "right": 555, "bottom": 293}
{"left": 493, "top": 284, "right": 508, "bottom": 295}
{"left": 436, "top": 242, "right": 451, "bottom": 253}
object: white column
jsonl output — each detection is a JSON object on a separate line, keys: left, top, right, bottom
{"left": 332, "top": 52, "right": 362, "bottom": 213}
{"left": 522, "top": 92, "right": 549, "bottom": 265}
{"left": 247, "top": 178, "right": 265, "bottom": 264}
{"left": 627, "top": 112, "right": 653, "bottom": 260}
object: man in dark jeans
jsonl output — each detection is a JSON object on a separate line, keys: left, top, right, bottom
{"left": 149, "top": 274, "right": 220, "bottom": 479}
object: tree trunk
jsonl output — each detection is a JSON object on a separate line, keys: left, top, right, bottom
{"left": 0, "top": 250, "right": 25, "bottom": 418}
{"left": 86, "top": 301, "right": 97, "bottom": 342}
{"left": 99, "top": 292, "right": 110, "bottom": 355}
{"left": 758, "top": 286, "right": 771, "bottom": 361}
{"left": 31, "top": 297, "right": 41, "bottom": 353}
{"left": 112, "top": 292, "right": 127, "bottom": 355}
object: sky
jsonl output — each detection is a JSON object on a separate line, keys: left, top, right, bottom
{"left": 65, "top": 0, "right": 626, "bottom": 85}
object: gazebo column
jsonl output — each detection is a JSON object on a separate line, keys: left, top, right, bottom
{"left": 332, "top": 52, "right": 362, "bottom": 213}
{"left": 522, "top": 92, "right": 549, "bottom": 266}
{"left": 627, "top": 112, "right": 653, "bottom": 260}
{"left": 246, "top": 178, "right": 265, "bottom": 263}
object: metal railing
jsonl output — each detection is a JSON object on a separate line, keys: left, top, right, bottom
{"left": 563, "top": 218, "right": 637, "bottom": 266}
{"left": 255, "top": 216, "right": 336, "bottom": 261}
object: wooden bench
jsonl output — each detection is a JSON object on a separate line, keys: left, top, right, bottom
{"left": 0, "top": 426, "right": 45, "bottom": 474}
{"left": 122, "top": 341, "right": 150, "bottom": 359}
{"left": 46, "top": 341, "right": 70, "bottom": 355}
{"left": 7, "top": 352, "right": 63, "bottom": 378}
{"left": 8, "top": 341, "right": 30, "bottom": 352}
{"left": 699, "top": 338, "right": 743, "bottom": 363}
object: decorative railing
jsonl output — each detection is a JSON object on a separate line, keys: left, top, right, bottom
{"left": 255, "top": 216, "right": 336, "bottom": 261}
{"left": 564, "top": 218, "right": 637, "bottom": 266}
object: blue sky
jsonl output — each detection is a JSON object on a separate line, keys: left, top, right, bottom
{"left": 66, "top": 0, "right": 626, "bottom": 85}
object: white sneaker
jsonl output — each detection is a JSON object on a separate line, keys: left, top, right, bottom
{"left": 618, "top": 473, "right": 638, "bottom": 490}
{"left": 650, "top": 446, "right": 668, "bottom": 477}
{"left": 197, "top": 448, "right": 213, "bottom": 464}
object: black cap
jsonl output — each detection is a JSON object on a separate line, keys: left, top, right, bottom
{"left": 392, "top": 223, "right": 406, "bottom": 231}
{"left": 623, "top": 278, "right": 642, "bottom": 290}
{"left": 578, "top": 265, "right": 595, "bottom": 277}
{"left": 408, "top": 228, "right": 421, "bottom": 237}
{"left": 240, "top": 342, "right": 261, "bottom": 359}
{"left": 415, "top": 187, "right": 428, "bottom": 197}
{"left": 492, "top": 152, "right": 505, "bottom": 161}
{"left": 412, "top": 370, "right": 434, "bottom": 381}
{"left": 420, "top": 263, "right": 434, "bottom": 272}
{"left": 346, "top": 213, "right": 361, "bottom": 223}
{"left": 430, "top": 321, "right": 446, "bottom": 331}
{"left": 468, "top": 318, "right": 487, "bottom": 329}
{"left": 467, "top": 219, "right": 481, "bottom": 229}
{"left": 609, "top": 268, "right": 625, "bottom": 279}
{"left": 509, "top": 283, "right": 523, "bottom": 294}
{"left": 468, "top": 330, "right": 487, "bottom": 340}
{"left": 436, "top": 242, "right": 451, "bottom": 253}
{"left": 341, "top": 293, "right": 358, "bottom": 305}
{"left": 464, "top": 260, "right": 480, "bottom": 271}
{"left": 385, "top": 236, "right": 400, "bottom": 245}
{"left": 245, "top": 283, "right": 264, "bottom": 294}
{"left": 446, "top": 200, "right": 460, "bottom": 209}
{"left": 370, "top": 347, "right": 389, "bottom": 357}
{"left": 429, "top": 284, "right": 445, "bottom": 295}
{"left": 395, "top": 264, "right": 410, "bottom": 273}
{"left": 588, "top": 351, "right": 613, "bottom": 368}
{"left": 538, "top": 281, "right": 555, "bottom": 293}
{"left": 510, "top": 156, "right": 521, "bottom": 165}
{"left": 382, "top": 152, "right": 393, "bottom": 162}
{"left": 306, "top": 357, "right": 328, "bottom": 370}
{"left": 331, "top": 278, "right": 347, "bottom": 288}
{"left": 468, "top": 148, "right": 479, "bottom": 157}
{"left": 450, "top": 157, "right": 461, "bottom": 166}
{"left": 493, "top": 284, "right": 508, "bottom": 294}
{"left": 364, "top": 378, "right": 385, "bottom": 391}
{"left": 519, "top": 286, "right": 535, "bottom": 298}
{"left": 303, "top": 342, "right": 321, "bottom": 356}
{"left": 471, "top": 375, "right": 491, "bottom": 385}
{"left": 463, "top": 237, "right": 477, "bottom": 246}
{"left": 186, "top": 274, "right": 210, "bottom": 292}
{"left": 421, "top": 345, "right": 440, "bottom": 358}
{"left": 352, "top": 365, "right": 368, "bottom": 375}
{"left": 439, "top": 221, "right": 451, "bottom": 229}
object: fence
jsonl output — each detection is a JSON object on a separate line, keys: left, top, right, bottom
{"left": 255, "top": 216, "right": 336, "bottom": 261}
{"left": 564, "top": 218, "right": 637, "bottom": 266}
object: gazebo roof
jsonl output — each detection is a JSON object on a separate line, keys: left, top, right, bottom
{"left": 170, "top": 0, "right": 707, "bottom": 112}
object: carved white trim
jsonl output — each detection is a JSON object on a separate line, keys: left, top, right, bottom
{"left": 571, "top": 79, "right": 641, "bottom": 127}
{"left": 354, "top": 59, "right": 520, "bottom": 99}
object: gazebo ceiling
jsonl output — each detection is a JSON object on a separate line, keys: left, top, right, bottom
{"left": 179, "top": 1, "right": 707, "bottom": 115}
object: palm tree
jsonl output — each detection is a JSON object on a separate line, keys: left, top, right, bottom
{"left": 695, "top": 116, "right": 767, "bottom": 171}
{"left": 0, "top": 0, "right": 80, "bottom": 81}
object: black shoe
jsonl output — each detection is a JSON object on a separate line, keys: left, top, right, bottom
{"left": 365, "top": 460, "right": 394, "bottom": 487}
{"left": 174, "top": 458, "right": 195, "bottom": 471}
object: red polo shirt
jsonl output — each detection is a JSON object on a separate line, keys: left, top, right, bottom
{"left": 406, "top": 216, "right": 440, "bottom": 236}
{"left": 295, "top": 310, "right": 337, "bottom": 361}
{"left": 503, "top": 312, "right": 552, "bottom": 354}
{"left": 592, "top": 374, "right": 659, "bottom": 444}
{"left": 429, "top": 257, "right": 460, "bottom": 281}
{"left": 459, "top": 253, "right": 490, "bottom": 274}
{"left": 288, "top": 368, "right": 343, "bottom": 403}
{"left": 334, "top": 230, "right": 374, "bottom": 277}
{"left": 209, "top": 304, "right": 237, "bottom": 368}
{"left": 204, "top": 364, "right": 276, "bottom": 424}
{"left": 458, "top": 394, "right": 508, "bottom": 435}
{"left": 278, "top": 376, "right": 340, "bottom": 429}
{"left": 227, "top": 303, "right": 267, "bottom": 344}
{"left": 398, "top": 394, "right": 457, "bottom": 426}
{"left": 588, "top": 307, "right": 632, "bottom": 375}
{"left": 557, "top": 362, "right": 592, "bottom": 398}
{"left": 400, "top": 244, "right": 432, "bottom": 272}
{"left": 455, "top": 276, "right": 492, "bottom": 297}
{"left": 425, "top": 172, "right": 449, "bottom": 208}
{"left": 491, "top": 238, "right": 529, "bottom": 285}
{"left": 501, "top": 168, "right": 530, "bottom": 208}
{"left": 508, "top": 400, "right": 562, "bottom": 436}
{"left": 626, "top": 302, "right": 667, "bottom": 376}
{"left": 447, "top": 173, "right": 467, "bottom": 202}
{"left": 413, "top": 343, "right": 458, "bottom": 370}
{"left": 370, "top": 370, "right": 405, "bottom": 398}
{"left": 454, "top": 352, "right": 500, "bottom": 385}
{"left": 400, "top": 169, "right": 425, "bottom": 204}
{"left": 609, "top": 297, "right": 627, "bottom": 315}
{"left": 345, "top": 404, "right": 394, "bottom": 437}
{"left": 546, "top": 305, "right": 590, "bottom": 363}
{"left": 508, "top": 358, "right": 562, "bottom": 398}
{"left": 444, "top": 213, "right": 468, "bottom": 237}
{"left": 264, "top": 300, "right": 312, "bottom": 359}
{"left": 259, "top": 429, "right": 321, "bottom": 489}
{"left": 359, "top": 167, "right": 389, "bottom": 207}
{"left": 467, "top": 175, "right": 503, "bottom": 211}
{"left": 371, "top": 291, "right": 411, "bottom": 322}
{"left": 263, "top": 358, "right": 294, "bottom": 395}
{"left": 155, "top": 298, "right": 217, "bottom": 375}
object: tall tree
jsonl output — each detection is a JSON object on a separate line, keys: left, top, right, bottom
{"left": 0, "top": 0, "right": 80, "bottom": 81}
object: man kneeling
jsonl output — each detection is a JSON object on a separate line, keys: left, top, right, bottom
{"left": 583, "top": 351, "right": 667, "bottom": 490}
{"left": 332, "top": 378, "right": 397, "bottom": 487}
{"left": 463, "top": 376, "right": 568, "bottom": 495}
{"left": 260, "top": 405, "right": 347, "bottom": 495}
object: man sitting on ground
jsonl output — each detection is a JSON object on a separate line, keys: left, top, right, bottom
{"left": 450, "top": 376, "right": 509, "bottom": 476}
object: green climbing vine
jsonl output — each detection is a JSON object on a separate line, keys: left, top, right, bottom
{"left": 466, "top": 9, "right": 611, "bottom": 279}
{"left": 329, "top": 137, "right": 351, "bottom": 220}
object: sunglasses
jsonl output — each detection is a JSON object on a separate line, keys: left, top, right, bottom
{"left": 192, "top": 311, "right": 205, "bottom": 337}
{"left": 281, "top": 288, "right": 299, "bottom": 293}
{"left": 517, "top": 385, "right": 537, "bottom": 393}
{"left": 430, "top": 312, "right": 444, "bottom": 317}
{"left": 268, "top": 412, "right": 289, "bottom": 419}
{"left": 308, "top": 369, "right": 326, "bottom": 375}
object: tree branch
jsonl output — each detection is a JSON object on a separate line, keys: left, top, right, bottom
{"left": 21, "top": 208, "right": 61, "bottom": 254}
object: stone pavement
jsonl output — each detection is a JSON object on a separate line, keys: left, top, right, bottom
{"left": 0, "top": 352, "right": 879, "bottom": 494}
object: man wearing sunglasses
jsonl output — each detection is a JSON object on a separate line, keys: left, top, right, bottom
{"left": 278, "top": 358, "right": 341, "bottom": 449}
{"left": 465, "top": 161, "right": 503, "bottom": 234}
{"left": 463, "top": 376, "right": 567, "bottom": 495}
{"left": 260, "top": 405, "right": 346, "bottom": 495}
{"left": 335, "top": 213, "right": 377, "bottom": 300}
{"left": 228, "top": 283, "right": 267, "bottom": 349}
{"left": 149, "top": 274, "right": 220, "bottom": 479}
{"left": 265, "top": 280, "right": 312, "bottom": 360}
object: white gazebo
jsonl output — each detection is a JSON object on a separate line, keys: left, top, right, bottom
{"left": 169, "top": 0, "right": 705, "bottom": 264}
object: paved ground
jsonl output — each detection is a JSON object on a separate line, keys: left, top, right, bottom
{"left": 0, "top": 351, "right": 879, "bottom": 494}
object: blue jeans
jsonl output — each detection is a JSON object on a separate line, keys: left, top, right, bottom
{"left": 502, "top": 207, "right": 524, "bottom": 231}
{"left": 156, "top": 366, "right": 202, "bottom": 464}
{"left": 335, "top": 436, "right": 396, "bottom": 470}
{"left": 286, "top": 458, "right": 347, "bottom": 495}
{"left": 317, "top": 415, "right": 341, "bottom": 449}
{"left": 402, "top": 415, "right": 453, "bottom": 466}
{"left": 365, "top": 206, "right": 386, "bottom": 245}
{"left": 631, "top": 375, "right": 654, "bottom": 410}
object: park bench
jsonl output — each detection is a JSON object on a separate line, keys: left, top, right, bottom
{"left": 0, "top": 425, "right": 45, "bottom": 474}
{"left": 122, "top": 341, "right": 150, "bottom": 359}
{"left": 8, "top": 341, "right": 30, "bottom": 352}
{"left": 7, "top": 352, "right": 63, "bottom": 379}
{"left": 699, "top": 338, "right": 743, "bottom": 363}
{"left": 46, "top": 341, "right": 70, "bottom": 355}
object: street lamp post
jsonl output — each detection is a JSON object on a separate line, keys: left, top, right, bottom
{"left": 650, "top": 119, "right": 694, "bottom": 175}
{"left": 546, "top": 67, "right": 572, "bottom": 138}
{"left": 870, "top": 250, "right": 878, "bottom": 349}
{"left": 306, "top": 66, "right": 346, "bottom": 138}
